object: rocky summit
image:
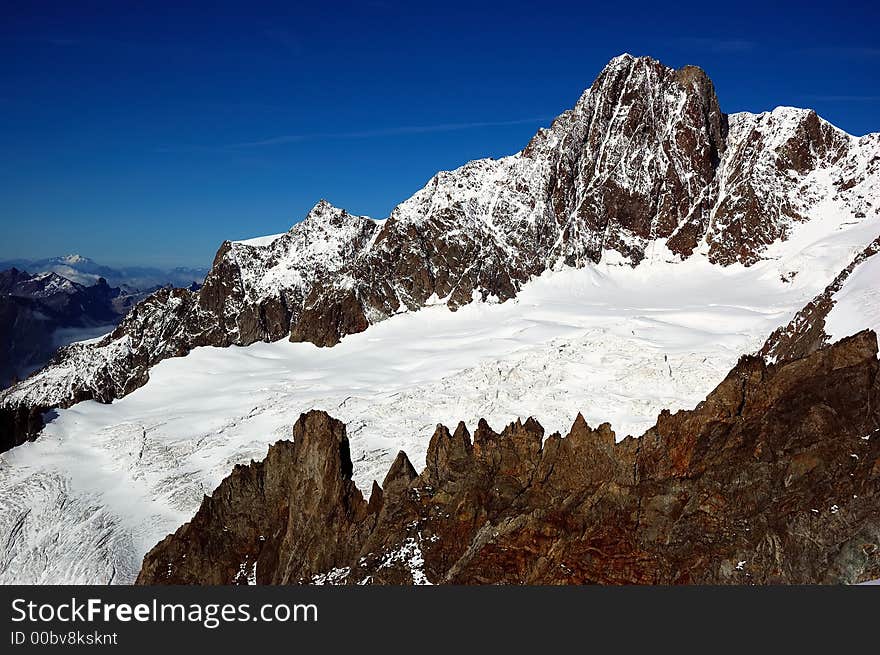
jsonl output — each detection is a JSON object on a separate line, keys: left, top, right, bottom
{"left": 138, "top": 331, "right": 880, "bottom": 585}
{"left": 2, "top": 53, "right": 878, "bottom": 452}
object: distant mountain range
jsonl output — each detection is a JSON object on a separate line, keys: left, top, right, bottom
{"left": 0, "top": 254, "right": 208, "bottom": 290}
{"left": 1, "top": 269, "right": 121, "bottom": 389}
{"left": 0, "top": 256, "right": 207, "bottom": 391}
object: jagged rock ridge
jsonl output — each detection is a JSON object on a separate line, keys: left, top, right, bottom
{"left": 138, "top": 331, "right": 880, "bottom": 585}
{"left": 3, "top": 53, "right": 879, "bottom": 450}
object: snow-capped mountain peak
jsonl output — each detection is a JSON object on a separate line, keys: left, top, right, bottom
{"left": 2, "top": 53, "right": 879, "bottom": 447}
{"left": 59, "top": 254, "right": 90, "bottom": 265}
{"left": 304, "top": 198, "right": 359, "bottom": 221}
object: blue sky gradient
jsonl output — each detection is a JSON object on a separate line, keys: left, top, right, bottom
{"left": 1, "top": 0, "right": 878, "bottom": 267}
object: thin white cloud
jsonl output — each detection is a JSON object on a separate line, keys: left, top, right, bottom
{"left": 227, "top": 117, "right": 554, "bottom": 148}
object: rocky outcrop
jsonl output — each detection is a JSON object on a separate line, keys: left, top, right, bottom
{"left": 761, "top": 235, "right": 880, "bottom": 363}
{"left": 4, "top": 53, "right": 879, "bottom": 451}
{"left": 136, "top": 411, "right": 376, "bottom": 584}
{"left": 138, "top": 331, "right": 880, "bottom": 585}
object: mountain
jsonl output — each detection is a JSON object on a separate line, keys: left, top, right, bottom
{"left": 137, "top": 332, "right": 880, "bottom": 585}
{"left": 0, "top": 54, "right": 879, "bottom": 584}
{"left": 2, "top": 54, "right": 878, "bottom": 453}
{"left": 0, "top": 269, "right": 133, "bottom": 389}
{"left": 0, "top": 254, "right": 209, "bottom": 290}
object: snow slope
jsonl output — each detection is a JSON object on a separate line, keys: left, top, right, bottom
{"left": 825, "top": 253, "right": 880, "bottom": 342}
{"left": 1, "top": 208, "right": 878, "bottom": 584}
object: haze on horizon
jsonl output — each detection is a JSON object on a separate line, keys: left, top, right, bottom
{"left": 1, "top": 0, "right": 878, "bottom": 268}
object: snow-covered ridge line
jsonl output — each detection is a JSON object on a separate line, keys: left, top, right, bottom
{"left": 2, "top": 53, "right": 879, "bottom": 448}
{"left": 233, "top": 233, "right": 285, "bottom": 248}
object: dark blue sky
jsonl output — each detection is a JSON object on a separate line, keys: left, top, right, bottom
{"left": 2, "top": 1, "right": 878, "bottom": 267}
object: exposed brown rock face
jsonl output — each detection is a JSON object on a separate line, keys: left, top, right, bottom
{"left": 537, "top": 57, "right": 728, "bottom": 266}
{"left": 138, "top": 331, "right": 880, "bottom": 585}
{"left": 137, "top": 411, "right": 375, "bottom": 585}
